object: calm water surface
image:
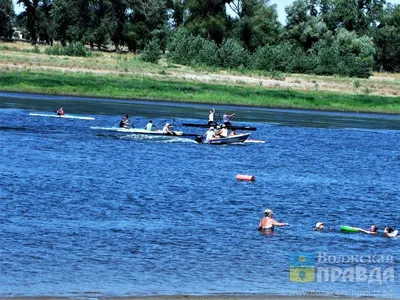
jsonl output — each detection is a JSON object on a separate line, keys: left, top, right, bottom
{"left": 1, "top": 93, "right": 400, "bottom": 298}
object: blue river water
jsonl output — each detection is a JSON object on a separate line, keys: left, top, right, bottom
{"left": 1, "top": 92, "right": 400, "bottom": 298}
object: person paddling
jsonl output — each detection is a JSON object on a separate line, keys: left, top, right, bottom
{"left": 56, "top": 107, "right": 64, "bottom": 116}
{"left": 258, "top": 209, "right": 288, "bottom": 232}
{"left": 223, "top": 112, "right": 235, "bottom": 126}
{"left": 208, "top": 108, "right": 216, "bottom": 125}
{"left": 144, "top": 119, "right": 154, "bottom": 131}
{"left": 119, "top": 114, "right": 131, "bottom": 128}
{"left": 162, "top": 123, "right": 174, "bottom": 135}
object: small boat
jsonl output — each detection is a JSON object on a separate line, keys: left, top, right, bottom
{"left": 91, "top": 127, "right": 184, "bottom": 136}
{"left": 30, "top": 113, "right": 95, "bottom": 120}
{"left": 196, "top": 133, "right": 251, "bottom": 144}
{"left": 182, "top": 123, "right": 257, "bottom": 131}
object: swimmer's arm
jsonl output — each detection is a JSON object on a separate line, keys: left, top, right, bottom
{"left": 271, "top": 219, "right": 288, "bottom": 226}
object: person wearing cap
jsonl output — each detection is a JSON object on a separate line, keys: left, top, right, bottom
{"left": 223, "top": 112, "right": 235, "bottom": 126}
{"left": 216, "top": 124, "right": 228, "bottom": 138}
{"left": 208, "top": 108, "right": 216, "bottom": 125}
{"left": 258, "top": 209, "right": 288, "bottom": 232}
{"left": 162, "top": 123, "right": 174, "bottom": 135}
{"left": 357, "top": 225, "right": 378, "bottom": 235}
{"left": 204, "top": 126, "right": 216, "bottom": 142}
{"left": 144, "top": 119, "right": 154, "bottom": 131}
{"left": 314, "top": 222, "right": 324, "bottom": 231}
{"left": 56, "top": 107, "right": 64, "bottom": 116}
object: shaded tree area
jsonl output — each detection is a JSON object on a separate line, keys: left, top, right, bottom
{"left": 9, "top": 0, "right": 400, "bottom": 77}
{"left": 0, "top": 0, "right": 14, "bottom": 39}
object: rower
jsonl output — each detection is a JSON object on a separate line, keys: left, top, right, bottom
{"left": 162, "top": 123, "right": 174, "bottom": 135}
{"left": 144, "top": 119, "right": 154, "bottom": 131}
{"left": 208, "top": 108, "right": 216, "bottom": 125}
{"left": 56, "top": 107, "right": 64, "bottom": 116}
{"left": 119, "top": 115, "right": 130, "bottom": 128}
{"left": 223, "top": 112, "right": 235, "bottom": 126}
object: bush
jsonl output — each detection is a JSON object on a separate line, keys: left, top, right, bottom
{"left": 140, "top": 39, "right": 162, "bottom": 64}
{"left": 45, "top": 43, "right": 91, "bottom": 57}
{"left": 252, "top": 43, "right": 297, "bottom": 72}
{"left": 219, "top": 38, "right": 250, "bottom": 69}
{"left": 166, "top": 28, "right": 195, "bottom": 65}
{"left": 195, "top": 39, "right": 220, "bottom": 67}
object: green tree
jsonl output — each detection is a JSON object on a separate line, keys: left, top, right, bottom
{"left": 140, "top": 38, "right": 162, "bottom": 63}
{"left": 229, "top": 0, "right": 282, "bottom": 52}
{"left": 372, "top": 4, "right": 400, "bottom": 72}
{"left": 285, "top": 0, "right": 329, "bottom": 50}
{"left": 184, "top": 0, "right": 230, "bottom": 44}
{"left": 0, "top": 0, "right": 14, "bottom": 39}
{"left": 321, "top": 0, "right": 386, "bottom": 34}
{"left": 17, "top": 0, "right": 40, "bottom": 43}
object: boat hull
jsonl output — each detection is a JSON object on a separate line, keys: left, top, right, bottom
{"left": 91, "top": 127, "right": 184, "bottom": 136}
{"left": 30, "top": 113, "right": 95, "bottom": 120}
{"left": 205, "top": 133, "right": 250, "bottom": 144}
{"left": 182, "top": 123, "right": 256, "bottom": 131}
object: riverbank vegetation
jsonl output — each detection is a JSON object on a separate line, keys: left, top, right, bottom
{"left": 1, "top": 43, "right": 400, "bottom": 113}
{"left": 2, "top": 0, "right": 400, "bottom": 79}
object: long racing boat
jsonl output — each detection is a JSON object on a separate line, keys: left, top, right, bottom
{"left": 91, "top": 127, "right": 185, "bottom": 136}
{"left": 30, "top": 113, "right": 95, "bottom": 120}
{"left": 182, "top": 123, "right": 256, "bottom": 131}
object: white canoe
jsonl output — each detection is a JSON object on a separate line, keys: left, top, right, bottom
{"left": 91, "top": 127, "right": 184, "bottom": 136}
{"left": 30, "top": 113, "right": 95, "bottom": 120}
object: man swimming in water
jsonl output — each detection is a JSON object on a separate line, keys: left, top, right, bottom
{"left": 258, "top": 209, "right": 288, "bottom": 232}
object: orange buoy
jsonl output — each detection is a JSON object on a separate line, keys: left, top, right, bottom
{"left": 236, "top": 174, "right": 255, "bottom": 181}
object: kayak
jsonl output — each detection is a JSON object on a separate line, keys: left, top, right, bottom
{"left": 30, "top": 113, "right": 95, "bottom": 120}
{"left": 340, "top": 225, "right": 360, "bottom": 233}
{"left": 182, "top": 123, "right": 257, "bottom": 131}
{"left": 91, "top": 127, "right": 184, "bottom": 136}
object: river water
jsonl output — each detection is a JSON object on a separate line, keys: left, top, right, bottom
{"left": 1, "top": 92, "right": 400, "bottom": 298}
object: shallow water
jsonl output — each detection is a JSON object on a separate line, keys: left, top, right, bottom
{"left": 1, "top": 93, "right": 400, "bottom": 298}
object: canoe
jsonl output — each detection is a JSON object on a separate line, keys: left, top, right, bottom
{"left": 91, "top": 127, "right": 184, "bottom": 136}
{"left": 197, "top": 133, "right": 251, "bottom": 144}
{"left": 340, "top": 225, "right": 360, "bottom": 233}
{"left": 30, "top": 113, "right": 95, "bottom": 120}
{"left": 182, "top": 123, "right": 257, "bottom": 131}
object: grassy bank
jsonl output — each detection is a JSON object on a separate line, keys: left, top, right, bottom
{"left": 1, "top": 42, "right": 400, "bottom": 114}
{"left": 1, "top": 69, "right": 400, "bottom": 113}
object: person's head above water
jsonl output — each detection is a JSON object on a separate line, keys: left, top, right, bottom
{"left": 370, "top": 225, "right": 378, "bottom": 232}
{"left": 315, "top": 222, "right": 324, "bottom": 230}
{"left": 384, "top": 227, "right": 393, "bottom": 233}
{"left": 264, "top": 209, "right": 273, "bottom": 217}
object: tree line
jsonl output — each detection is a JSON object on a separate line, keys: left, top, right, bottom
{"left": 1, "top": 0, "right": 400, "bottom": 78}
